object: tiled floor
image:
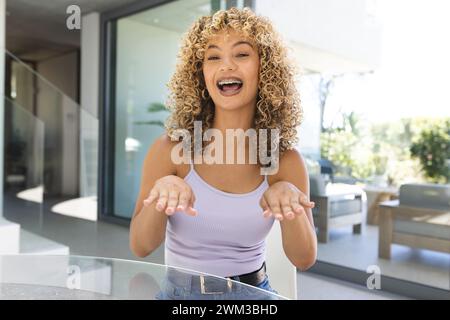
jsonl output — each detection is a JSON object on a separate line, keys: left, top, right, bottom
{"left": 2, "top": 193, "right": 413, "bottom": 300}
{"left": 297, "top": 272, "right": 410, "bottom": 300}
{"left": 317, "top": 225, "right": 450, "bottom": 290}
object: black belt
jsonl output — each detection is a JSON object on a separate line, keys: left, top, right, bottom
{"left": 228, "top": 262, "right": 267, "bottom": 286}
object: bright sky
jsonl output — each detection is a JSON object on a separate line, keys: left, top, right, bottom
{"left": 325, "top": 0, "right": 450, "bottom": 125}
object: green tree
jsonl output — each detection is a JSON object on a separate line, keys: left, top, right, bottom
{"left": 410, "top": 122, "right": 450, "bottom": 183}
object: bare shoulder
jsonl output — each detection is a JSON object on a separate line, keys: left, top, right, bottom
{"left": 143, "top": 133, "right": 178, "bottom": 176}
{"left": 152, "top": 133, "right": 179, "bottom": 151}
{"left": 153, "top": 133, "right": 178, "bottom": 152}
{"left": 279, "top": 149, "right": 305, "bottom": 168}
{"left": 268, "top": 148, "right": 308, "bottom": 185}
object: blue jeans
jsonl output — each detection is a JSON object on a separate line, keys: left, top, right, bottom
{"left": 255, "top": 274, "right": 278, "bottom": 294}
{"left": 155, "top": 273, "right": 281, "bottom": 300}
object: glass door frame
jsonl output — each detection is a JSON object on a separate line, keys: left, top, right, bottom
{"left": 99, "top": 0, "right": 175, "bottom": 225}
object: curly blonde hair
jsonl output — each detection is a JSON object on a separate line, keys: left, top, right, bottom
{"left": 165, "top": 7, "right": 302, "bottom": 159}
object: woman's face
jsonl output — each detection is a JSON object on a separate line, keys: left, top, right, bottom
{"left": 202, "top": 29, "right": 260, "bottom": 112}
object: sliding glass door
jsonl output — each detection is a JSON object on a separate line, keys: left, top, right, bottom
{"left": 103, "top": 0, "right": 213, "bottom": 220}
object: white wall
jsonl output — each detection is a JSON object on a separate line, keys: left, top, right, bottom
{"left": 80, "top": 12, "right": 100, "bottom": 201}
{"left": 81, "top": 13, "right": 99, "bottom": 118}
{"left": 255, "top": 0, "right": 382, "bottom": 73}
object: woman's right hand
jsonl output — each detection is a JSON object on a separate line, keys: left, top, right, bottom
{"left": 143, "top": 175, "right": 197, "bottom": 216}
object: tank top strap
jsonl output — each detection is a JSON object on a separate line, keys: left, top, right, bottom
{"left": 188, "top": 152, "right": 194, "bottom": 172}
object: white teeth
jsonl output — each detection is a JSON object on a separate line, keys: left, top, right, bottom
{"left": 218, "top": 79, "right": 243, "bottom": 86}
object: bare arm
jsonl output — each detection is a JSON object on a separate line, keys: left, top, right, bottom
{"left": 129, "top": 135, "right": 176, "bottom": 257}
{"left": 263, "top": 149, "right": 317, "bottom": 270}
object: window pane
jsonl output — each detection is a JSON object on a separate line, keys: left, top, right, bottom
{"left": 113, "top": 0, "right": 212, "bottom": 218}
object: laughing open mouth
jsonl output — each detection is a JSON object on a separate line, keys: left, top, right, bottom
{"left": 216, "top": 77, "right": 243, "bottom": 96}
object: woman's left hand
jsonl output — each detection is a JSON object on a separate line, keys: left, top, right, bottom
{"left": 259, "top": 181, "right": 315, "bottom": 221}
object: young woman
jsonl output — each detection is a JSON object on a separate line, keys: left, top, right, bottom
{"left": 129, "top": 7, "right": 317, "bottom": 298}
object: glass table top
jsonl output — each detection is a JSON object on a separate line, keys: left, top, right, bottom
{"left": 0, "top": 255, "right": 287, "bottom": 300}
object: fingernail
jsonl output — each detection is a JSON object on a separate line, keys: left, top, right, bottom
{"left": 276, "top": 214, "right": 283, "bottom": 220}
{"left": 286, "top": 212, "right": 294, "bottom": 219}
{"left": 166, "top": 207, "right": 173, "bottom": 214}
{"left": 177, "top": 205, "right": 184, "bottom": 211}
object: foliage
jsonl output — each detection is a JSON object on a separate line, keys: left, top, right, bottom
{"left": 321, "top": 111, "right": 373, "bottom": 181}
{"left": 410, "top": 120, "right": 450, "bottom": 183}
{"left": 321, "top": 114, "right": 450, "bottom": 186}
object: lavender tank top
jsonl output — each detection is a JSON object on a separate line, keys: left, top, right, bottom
{"left": 164, "top": 162, "right": 275, "bottom": 277}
